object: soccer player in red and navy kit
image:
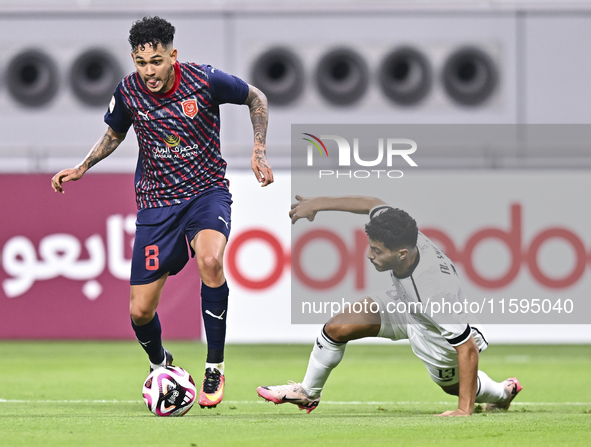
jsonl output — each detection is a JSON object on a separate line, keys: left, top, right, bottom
{"left": 51, "top": 16, "right": 272, "bottom": 408}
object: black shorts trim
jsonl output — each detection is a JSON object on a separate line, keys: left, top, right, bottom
{"left": 470, "top": 325, "right": 489, "bottom": 350}
{"left": 446, "top": 324, "right": 471, "bottom": 346}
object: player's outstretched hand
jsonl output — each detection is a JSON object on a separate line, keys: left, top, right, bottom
{"left": 251, "top": 148, "right": 274, "bottom": 187}
{"left": 51, "top": 167, "right": 86, "bottom": 193}
{"left": 435, "top": 409, "right": 471, "bottom": 417}
{"left": 289, "top": 195, "right": 318, "bottom": 224}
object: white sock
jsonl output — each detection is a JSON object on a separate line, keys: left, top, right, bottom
{"left": 149, "top": 348, "right": 166, "bottom": 370}
{"left": 301, "top": 327, "right": 347, "bottom": 398}
{"left": 475, "top": 370, "right": 507, "bottom": 403}
{"left": 206, "top": 361, "right": 225, "bottom": 375}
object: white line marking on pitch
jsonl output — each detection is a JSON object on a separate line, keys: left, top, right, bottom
{"left": 0, "top": 399, "right": 140, "bottom": 403}
{"left": 0, "top": 399, "right": 589, "bottom": 406}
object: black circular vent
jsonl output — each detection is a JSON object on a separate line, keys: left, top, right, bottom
{"left": 7, "top": 49, "right": 59, "bottom": 107}
{"left": 379, "top": 47, "right": 432, "bottom": 105}
{"left": 442, "top": 47, "right": 498, "bottom": 106}
{"left": 315, "top": 48, "right": 369, "bottom": 106}
{"left": 251, "top": 47, "right": 304, "bottom": 106}
{"left": 70, "top": 49, "right": 123, "bottom": 106}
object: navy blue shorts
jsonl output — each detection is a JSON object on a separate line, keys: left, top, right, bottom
{"left": 130, "top": 188, "right": 232, "bottom": 285}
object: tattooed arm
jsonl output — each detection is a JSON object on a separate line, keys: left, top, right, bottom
{"left": 51, "top": 126, "right": 126, "bottom": 193}
{"left": 244, "top": 84, "right": 273, "bottom": 186}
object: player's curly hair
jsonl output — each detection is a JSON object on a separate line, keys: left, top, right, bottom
{"left": 128, "top": 16, "right": 175, "bottom": 51}
{"left": 365, "top": 208, "right": 418, "bottom": 250}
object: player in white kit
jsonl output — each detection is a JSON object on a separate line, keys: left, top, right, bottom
{"left": 257, "top": 196, "right": 522, "bottom": 417}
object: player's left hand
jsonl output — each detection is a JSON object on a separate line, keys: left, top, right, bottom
{"left": 435, "top": 409, "right": 471, "bottom": 417}
{"left": 251, "top": 146, "right": 274, "bottom": 186}
{"left": 51, "top": 166, "right": 86, "bottom": 193}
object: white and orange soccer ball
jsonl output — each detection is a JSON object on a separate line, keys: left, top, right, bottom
{"left": 142, "top": 366, "right": 197, "bottom": 417}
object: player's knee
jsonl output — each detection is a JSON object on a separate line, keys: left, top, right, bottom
{"left": 198, "top": 254, "right": 224, "bottom": 279}
{"left": 324, "top": 323, "right": 354, "bottom": 343}
{"left": 129, "top": 304, "right": 155, "bottom": 326}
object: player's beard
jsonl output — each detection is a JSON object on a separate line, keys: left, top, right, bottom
{"left": 144, "top": 64, "right": 175, "bottom": 94}
{"left": 370, "top": 260, "right": 384, "bottom": 271}
{"left": 158, "top": 64, "right": 175, "bottom": 94}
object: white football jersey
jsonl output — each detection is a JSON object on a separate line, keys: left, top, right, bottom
{"left": 369, "top": 205, "right": 487, "bottom": 368}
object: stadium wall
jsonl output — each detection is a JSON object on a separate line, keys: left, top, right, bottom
{"left": 1, "top": 5, "right": 591, "bottom": 170}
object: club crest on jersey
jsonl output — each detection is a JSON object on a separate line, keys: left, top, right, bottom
{"left": 182, "top": 99, "right": 198, "bottom": 119}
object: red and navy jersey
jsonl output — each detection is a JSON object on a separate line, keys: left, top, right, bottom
{"left": 104, "top": 62, "right": 249, "bottom": 209}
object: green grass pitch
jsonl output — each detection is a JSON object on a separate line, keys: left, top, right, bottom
{"left": 0, "top": 342, "right": 589, "bottom": 446}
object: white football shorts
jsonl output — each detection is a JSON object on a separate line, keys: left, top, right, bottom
{"left": 369, "top": 290, "right": 488, "bottom": 387}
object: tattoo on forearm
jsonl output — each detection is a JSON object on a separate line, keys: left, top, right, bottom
{"left": 247, "top": 87, "right": 268, "bottom": 148}
{"left": 82, "top": 131, "right": 123, "bottom": 170}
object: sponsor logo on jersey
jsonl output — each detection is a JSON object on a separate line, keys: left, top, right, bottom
{"left": 153, "top": 143, "right": 200, "bottom": 159}
{"left": 164, "top": 134, "right": 181, "bottom": 148}
{"left": 182, "top": 99, "right": 198, "bottom": 119}
{"left": 109, "top": 96, "right": 116, "bottom": 113}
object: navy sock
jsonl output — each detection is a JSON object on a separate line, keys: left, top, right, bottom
{"left": 131, "top": 313, "right": 164, "bottom": 364}
{"left": 201, "top": 281, "right": 229, "bottom": 363}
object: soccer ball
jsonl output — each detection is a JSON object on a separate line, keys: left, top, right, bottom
{"left": 142, "top": 366, "right": 197, "bottom": 417}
